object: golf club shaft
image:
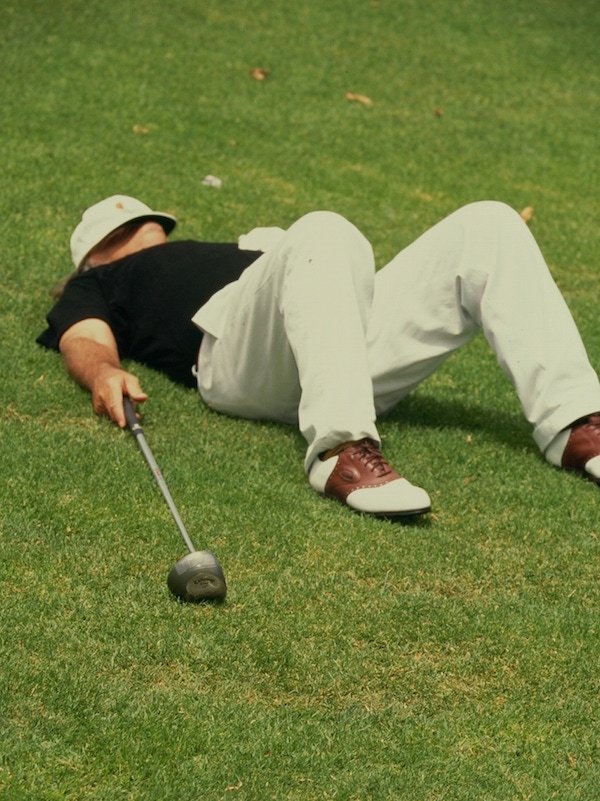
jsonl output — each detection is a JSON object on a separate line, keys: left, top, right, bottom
{"left": 123, "top": 397, "right": 196, "bottom": 554}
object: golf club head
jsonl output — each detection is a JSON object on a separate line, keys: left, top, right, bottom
{"left": 167, "top": 551, "right": 227, "bottom": 602}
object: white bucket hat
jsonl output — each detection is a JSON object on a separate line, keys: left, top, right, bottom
{"left": 70, "top": 195, "right": 177, "bottom": 269}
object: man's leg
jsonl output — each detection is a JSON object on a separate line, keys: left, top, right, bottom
{"left": 196, "top": 210, "right": 431, "bottom": 515}
{"left": 198, "top": 211, "right": 377, "bottom": 463}
{"left": 366, "top": 201, "right": 600, "bottom": 473}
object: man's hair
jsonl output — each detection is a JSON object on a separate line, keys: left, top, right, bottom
{"left": 51, "top": 259, "right": 94, "bottom": 299}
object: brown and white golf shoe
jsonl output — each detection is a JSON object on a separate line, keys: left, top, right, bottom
{"left": 308, "top": 438, "right": 431, "bottom": 518}
{"left": 551, "top": 413, "right": 600, "bottom": 481}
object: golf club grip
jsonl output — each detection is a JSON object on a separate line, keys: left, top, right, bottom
{"left": 123, "top": 396, "right": 140, "bottom": 431}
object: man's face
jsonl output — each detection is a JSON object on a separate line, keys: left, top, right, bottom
{"left": 88, "top": 221, "right": 168, "bottom": 266}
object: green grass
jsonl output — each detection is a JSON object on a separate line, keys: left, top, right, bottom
{"left": 2, "top": 0, "right": 600, "bottom": 798}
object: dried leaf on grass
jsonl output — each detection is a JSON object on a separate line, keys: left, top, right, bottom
{"left": 250, "top": 67, "right": 270, "bottom": 80}
{"left": 132, "top": 125, "right": 149, "bottom": 135}
{"left": 346, "top": 91, "right": 373, "bottom": 107}
{"left": 520, "top": 206, "right": 534, "bottom": 224}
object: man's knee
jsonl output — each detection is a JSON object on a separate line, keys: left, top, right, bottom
{"left": 459, "top": 200, "right": 524, "bottom": 232}
{"left": 286, "top": 210, "right": 374, "bottom": 265}
{"left": 291, "top": 210, "right": 371, "bottom": 244}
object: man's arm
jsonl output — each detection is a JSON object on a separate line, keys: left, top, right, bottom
{"left": 59, "top": 318, "right": 148, "bottom": 427}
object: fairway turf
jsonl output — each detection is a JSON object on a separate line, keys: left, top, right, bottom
{"left": 1, "top": 1, "right": 600, "bottom": 799}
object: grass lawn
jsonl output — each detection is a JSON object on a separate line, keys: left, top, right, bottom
{"left": 1, "top": 0, "right": 600, "bottom": 798}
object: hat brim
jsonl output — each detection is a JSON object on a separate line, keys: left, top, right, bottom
{"left": 76, "top": 211, "right": 177, "bottom": 270}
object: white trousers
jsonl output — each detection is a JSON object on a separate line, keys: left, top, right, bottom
{"left": 196, "top": 201, "right": 600, "bottom": 470}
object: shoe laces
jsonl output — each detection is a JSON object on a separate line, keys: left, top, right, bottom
{"left": 572, "top": 413, "right": 600, "bottom": 434}
{"left": 351, "top": 439, "right": 393, "bottom": 477}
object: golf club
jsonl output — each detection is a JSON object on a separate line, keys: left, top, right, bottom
{"left": 123, "top": 396, "right": 227, "bottom": 602}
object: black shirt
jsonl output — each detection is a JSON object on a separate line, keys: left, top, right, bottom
{"left": 37, "top": 240, "right": 262, "bottom": 387}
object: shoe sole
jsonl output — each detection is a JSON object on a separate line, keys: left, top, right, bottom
{"left": 320, "top": 492, "right": 431, "bottom": 519}
{"left": 365, "top": 505, "right": 432, "bottom": 520}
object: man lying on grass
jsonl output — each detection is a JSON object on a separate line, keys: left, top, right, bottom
{"left": 37, "top": 195, "right": 600, "bottom": 518}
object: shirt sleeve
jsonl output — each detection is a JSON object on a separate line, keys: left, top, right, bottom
{"left": 36, "top": 272, "right": 113, "bottom": 351}
{"left": 237, "top": 226, "right": 285, "bottom": 253}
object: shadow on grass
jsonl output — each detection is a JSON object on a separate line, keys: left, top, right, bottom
{"left": 380, "top": 512, "right": 433, "bottom": 530}
{"left": 381, "top": 392, "right": 532, "bottom": 454}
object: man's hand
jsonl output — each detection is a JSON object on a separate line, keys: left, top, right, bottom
{"left": 91, "top": 365, "right": 148, "bottom": 427}
{"left": 59, "top": 318, "right": 148, "bottom": 427}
